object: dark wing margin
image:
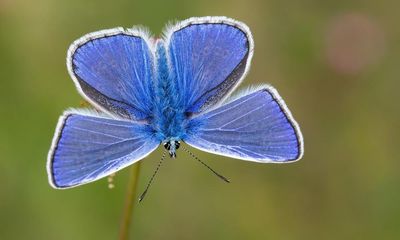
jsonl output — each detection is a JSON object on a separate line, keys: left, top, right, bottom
{"left": 47, "top": 109, "right": 159, "bottom": 189}
{"left": 67, "top": 28, "right": 155, "bottom": 122}
{"left": 192, "top": 50, "right": 249, "bottom": 113}
{"left": 185, "top": 85, "right": 304, "bottom": 162}
{"left": 164, "top": 16, "right": 254, "bottom": 116}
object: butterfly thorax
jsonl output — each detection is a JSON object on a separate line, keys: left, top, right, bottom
{"left": 150, "top": 41, "right": 188, "bottom": 149}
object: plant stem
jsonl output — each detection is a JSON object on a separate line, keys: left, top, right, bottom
{"left": 119, "top": 161, "right": 141, "bottom": 240}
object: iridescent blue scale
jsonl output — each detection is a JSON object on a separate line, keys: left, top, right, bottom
{"left": 47, "top": 17, "right": 303, "bottom": 188}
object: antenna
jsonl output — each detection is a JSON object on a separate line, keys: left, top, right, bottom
{"left": 139, "top": 150, "right": 167, "bottom": 202}
{"left": 182, "top": 145, "right": 230, "bottom": 183}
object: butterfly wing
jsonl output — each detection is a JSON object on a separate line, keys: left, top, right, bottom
{"left": 164, "top": 16, "right": 253, "bottom": 115}
{"left": 67, "top": 28, "right": 155, "bottom": 121}
{"left": 47, "top": 110, "right": 159, "bottom": 188}
{"left": 185, "top": 86, "right": 304, "bottom": 162}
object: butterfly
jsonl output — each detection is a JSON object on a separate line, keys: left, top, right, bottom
{"left": 47, "top": 16, "right": 304, "bottom": 190}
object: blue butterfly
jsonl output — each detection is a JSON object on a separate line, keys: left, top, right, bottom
{"left": 47, "top": 16, "right": 304, "bottom": 190}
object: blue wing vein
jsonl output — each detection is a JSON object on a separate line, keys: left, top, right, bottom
{"left": 185, "top": 87, "right": 303, "bottom": 162}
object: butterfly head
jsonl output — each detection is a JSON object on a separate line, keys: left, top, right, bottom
{"left": 163, "top": 140, "right": 181, "bottom": 158}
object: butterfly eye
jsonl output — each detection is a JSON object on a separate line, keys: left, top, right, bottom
{"left": 185, "top": 112, "right": 194, "bottom": 118}
{"left": 163, "top": 142, "right": 171, "bottom": 151}
{"left": 175, "top": 141, "right": 180, "bottom": 150}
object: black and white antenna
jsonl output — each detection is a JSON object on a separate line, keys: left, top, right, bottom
{"left": 182, "top": 145, "right": 230, "bottom": 183}
{"left": 139, "top": 150, "right": 167, "bottom": 202}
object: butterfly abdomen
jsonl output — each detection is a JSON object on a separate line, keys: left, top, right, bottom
{"left": 151, "top": 41, "right": 188, "bottom": 141}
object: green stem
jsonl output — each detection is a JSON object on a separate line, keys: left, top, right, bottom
{"left": 119, "top": 161, "right": 141, "bottom": 240}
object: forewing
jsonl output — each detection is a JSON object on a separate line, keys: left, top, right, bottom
{"left": 47, "top": 110, "right": 159, "bottom": 188}
{"left": 164, "top": 16, "right": 253, "bottom": 114}
{"left": 185, "top": 87, "right": 303, "bottom": 162}
{"left": 67, "top": 28, "right": 155, "bottom": 121}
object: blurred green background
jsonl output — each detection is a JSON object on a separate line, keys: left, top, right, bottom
{"left": 1, "top": 0, "right": 399, "bottom": 239}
